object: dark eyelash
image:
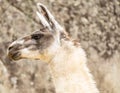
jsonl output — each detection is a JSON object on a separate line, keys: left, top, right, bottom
{"left": 31, "top": 34, "right": 44, "bottom": 40}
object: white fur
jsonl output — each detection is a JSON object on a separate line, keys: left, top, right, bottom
{"left": 9, "top": 39, "right": 24, "bottom": 47}
{"left": 20, "top": 48, "right": 40, "bottom": 59}
{"left": 48, "top": 40, "right": 99, "bottom": 93}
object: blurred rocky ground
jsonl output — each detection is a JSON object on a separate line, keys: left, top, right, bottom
{"left": 0, "top": 0, "right": 120, "bottom": 93}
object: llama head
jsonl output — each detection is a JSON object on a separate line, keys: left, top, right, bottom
{"left": 7, "top": 3, "right": 67, "bottom": 62}
{"left": 8, "top": 27, "right": 59, "bottom": 62}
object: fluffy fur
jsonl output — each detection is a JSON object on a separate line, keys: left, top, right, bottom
{"left": 47, "top": 39, "right": 99, "bottom": 93}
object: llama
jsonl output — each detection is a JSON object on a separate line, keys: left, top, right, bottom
{"left": 7, "top": 3, "right": 99, "bottom": 93}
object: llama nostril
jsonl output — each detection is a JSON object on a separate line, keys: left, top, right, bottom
{"left": 8, "top": 46, "right": 13, "bottom": 50}
{"left": 8, "top": 44, "right": 23, "bottom": 51}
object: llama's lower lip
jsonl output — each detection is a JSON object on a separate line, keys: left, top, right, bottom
{"left": 8, "top": 51, "right": 21, "bottom": 60}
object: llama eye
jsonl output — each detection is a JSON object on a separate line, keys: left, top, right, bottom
{"left": 31, "top": 34, "right": 44, "bottom": 40}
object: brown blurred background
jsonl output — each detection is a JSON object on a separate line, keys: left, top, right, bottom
{"left": 0, "top": 0, "right": 120, "bottom": 93}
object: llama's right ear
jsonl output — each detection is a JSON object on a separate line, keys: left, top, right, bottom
{"left": 36, "top": 3, "right": 64, "bottom": 33}
{"left": 36, "top": 3, "right": 52, "bottom": 31}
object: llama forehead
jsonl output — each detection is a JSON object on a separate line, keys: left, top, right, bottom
{"left": 32, "top": 27, "right": 53, "bottom": 35}
{"left": 16, "top": 30, "right": 54, "bottom": 48}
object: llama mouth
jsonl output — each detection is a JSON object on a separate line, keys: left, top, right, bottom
{"left": 8, "top": 51, "right": 21, "bottom": 60}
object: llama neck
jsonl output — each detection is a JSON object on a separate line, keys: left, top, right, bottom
{"left": 48, "top": 41, "right": 99, "bottom": 93}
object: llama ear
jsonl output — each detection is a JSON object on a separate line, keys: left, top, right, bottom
{"left": 36, "top": 3, "right": 64, "bottom": 33}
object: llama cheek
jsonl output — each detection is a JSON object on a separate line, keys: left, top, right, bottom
{"left": 20, "top": 48, "right": 40, "bottom": 59}
{"left": 20, "top": 48, "right": 52, "bottom": 62}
